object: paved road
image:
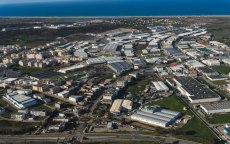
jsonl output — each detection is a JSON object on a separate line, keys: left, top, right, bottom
{"left": 84, "top": 133, "right": 200, "bottom": 144}
{"left": 0, "top": 131, "right": 200, "bottom": 144}
{"left": 0, "top": 136, "right": 65, "bottom": 143}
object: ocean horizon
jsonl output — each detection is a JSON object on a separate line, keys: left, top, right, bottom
{"left": 0, "top": 0, "right": 230, "bottom": 17}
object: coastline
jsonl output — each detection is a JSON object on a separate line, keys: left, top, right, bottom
{"left": 1, "top": 15, "right": 230, "bottom": 19}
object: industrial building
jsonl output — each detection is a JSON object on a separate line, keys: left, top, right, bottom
{"left": 58, "top": 64, "right": 85, "bottom": 74}
{"left": 107, "top": 61, "right": 133, "bottom": 75}
{"left": 186, "top": 60, "right": 205, "bottom": 68}
{"left": 4, "top": 92, "right": 37, "bottom": 109}
{"left": 206, "top": 75, "right": 228, "bottom": 81}
{"left": 152, "top": 81, "right": 169, "bottom": 92}
{"left": 110, "top": 99, "right": 133, "bottom": 114}
{"left": 110, "top": 99, "right": 123, "bottom": 115}
{"left": 196, "top": 66, "right": 219, "bottom": 76}
{"left": 104, "top": 43, "right": 119, "bottom": 52}
{"left": 86, "top": 56, "right": 121, "bottom": 65}
{"left": 174, "top": 77, "right": 221, "bottom": 103}
{"left": 202, "top": 59, "right": 220, "bottom": 66}
{"left": 200, "top": 101, "right": 230, "bottom": 115}
{"left": 131, "top": 107, "right": 181, "bottom": 128}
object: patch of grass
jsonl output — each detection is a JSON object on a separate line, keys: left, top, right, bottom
{"left": 212, "top": 65, "right": 230, "bottom": 75}
{"left": 207, "top": 114, "right": 230, "bottom": 124}
{"left": 0, "top": 120, "right": 38, "bottom": 135}
{"left": 134, "top": 44, "right": 147, "bottom": 57}
{"left": 127, "top": 78, "right": 151, "bottom": 94}
{"left": 212, "top": 80, "right": 227, "bottom": 86}
{"left": 178, "top": 116, "right": 217, "bottom": 144}
{"left": 30, "top": 104, "right": 53, "bottom": 112}
{"left": 17, "top": 66, "right": 46, "bottom": 75}
{"left": 151, "top": 96, "right": 186, "bottom": 114}
{"left": 83, "top": 142, "right": 159, "bottom": 144}
{"left": 151, "top": 96, "right": 217, "bottom": 144}
{"left": 3, "top": 142, "right": 57, "bottom": 144}
{"left": 0, "top": 97, "right": 8, "bottom": 107}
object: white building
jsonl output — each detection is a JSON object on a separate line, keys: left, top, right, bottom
{"left": 186, "top": 60, "right": 205, "bottom": 69}
{"left": 4, "top": 92, "right": 37, "bottom": 109}
{"left": 202, "top": 59, "right": 220, "bottom": 66}
{"left": 152, "top": 81, "right": 169, "bottom": 92}
{"left": 200, "top": 101, "right": 230, "bottom": 115}
{"left": 131, "top": 107, "right": 181, "bottom": 128}
{"left": 110, "top": 99, "right": 123, "bottom": 115}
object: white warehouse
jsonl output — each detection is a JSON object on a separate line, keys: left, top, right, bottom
{"left": 4, "top": 92, "right": 37, "bottom": 109}
{"left": 200, "top": 101, "right": 230, "bottom": 115}
{"left": 131, "top": 107, "right": 181, "bottom": 128}
{"left": 152, "top": 81, "right": 169, "bottom": 92}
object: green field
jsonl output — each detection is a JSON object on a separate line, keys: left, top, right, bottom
{"left": 213, "top": 80, "right": 227, "bottom": 86}
{"left": 2, "top": 142, "right": 57, "bottom": 144}
{"left": 17, "top": 66, "right": 46, "bottom": 75}
{"left": 151, "top": 96, "right": 217, "bottom": 144}
{"left": 207, "top": 114, "right": 230, "bottom": 124}
{"left": 212, "top": 65, "right": 230, "bottom": 75}
{"left": 151, "top": 96, "right": 187, "bottom": 114}
{"left": 0, "top": 120, "right": 38, "bottom": 135}
{"left": 83, "top": 142, "right": 159, "bottom": 144}
{"left": 127, "top": 78, "right": 151, "bottom": 94}
{"left": 134, "top": 44, "right": 147, "bottom": 57}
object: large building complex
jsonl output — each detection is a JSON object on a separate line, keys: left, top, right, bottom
{"left": 200, "top": 101, "right": 230, "bottom": 115}
{"left": 174, "top": 77, "right": 221, "bottom": 103}
{"left": 152, "top": 81, "right": 169, "bottom": 92}
{"left": 107, "top": 61, "right": 133, "bottom": 75}
{"left": 131, "top": 107, "right": 181, "bottom": 127}
{"left": 4, "top": 92, "right": 37, "bottom": 109}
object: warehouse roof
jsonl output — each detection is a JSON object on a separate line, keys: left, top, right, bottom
{"left": 104, "top": 43, "right": 119, "bottom": 52}
{"left": 131, "top": 107, "right": 181, "bottom": 127}
{"left": 201, "top": 101, "right": 230, "bottom": 111}
{"left": 197, "top": 67, "right": 218, "bottom": 74}
{"left": 175, "top": 77, "right": 220, "bottom": 100}
{"left": 110, "top": 99, "right": 123, "bottom": 113}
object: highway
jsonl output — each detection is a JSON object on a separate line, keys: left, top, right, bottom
{"left": 0, "top": 133, "right": 200, "bottom": 144}
{"left": 84, "top": 133, "right": 200, "bottom": 144}
{"left": 0, "top": 135, "right": 65, "bottom": 143}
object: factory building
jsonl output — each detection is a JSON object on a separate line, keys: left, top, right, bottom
{"left": 206, "top": 75, "right": 228, "bottom": 81}
{"left": 196, "top": 67, "right": 219, "bottom": 76}
{"left": 58, "top": 64, "right": 85, "bottom": 74}
{"left": 107, "top": 61, "right": 133, "bottom": 75}
{"left": 110, "top": 99, "right": 133, "bottom": 114}
{"left": 131, "top": 107, "right": 181, "bottom": 128}
{"left": 86, "top": 56, "right": 122, "bottom": 65}
{"left": 174, "top": 77, "right": 221, "bottom": 103}
{"left": 202, "top": 59, "right": 220, "bottom": 66}
{"left": 200, "top": 101, "right": 230, "bottom": 115}
{"left": 110, "top": 99, "right": 123, "bottom": 115}
{"left": 186, "top": 60, "right": 205, "bottom": 69}
{"left": 4, "top": 92, "right": 37, "bottom": 109}
{"left": 152, "top": 81, "right": 169, "bottom": 92}
{"left": 104, "top": 43, "right": 120, "bottom": 52}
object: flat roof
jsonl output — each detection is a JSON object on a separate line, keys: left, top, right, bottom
{"left": 201, "top": 101, "right": 230, "bottom": 111}
{"left": 197, "top": 66, "right": 217, "bottom": 74}
{"left": 175, "top": 76, "right": 220, "bottom": 100}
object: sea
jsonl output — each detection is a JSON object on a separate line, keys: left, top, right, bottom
{"left": 0, "top": 0, "right": 230, "bottom": 17}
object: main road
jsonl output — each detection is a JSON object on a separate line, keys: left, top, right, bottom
{"left": 0, "top": 133, "right": 199, "bottom": 144}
